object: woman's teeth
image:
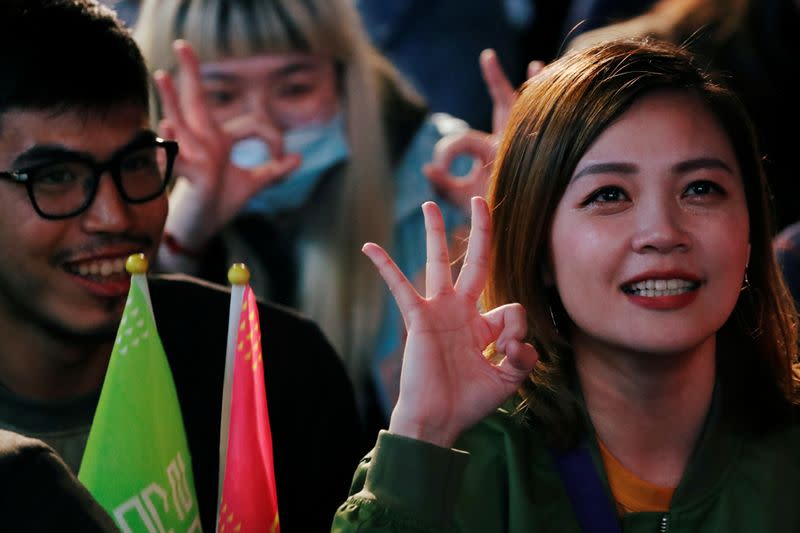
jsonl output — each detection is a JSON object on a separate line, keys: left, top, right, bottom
{"left": 624, "top": 279, "right": 698, "bottom": 297}
{"left": 70, "top": 258, "right": 127, "bottom": 277}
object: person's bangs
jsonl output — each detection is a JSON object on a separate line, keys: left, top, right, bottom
{"left": 177, "top": 0, "right": 338, "bottom": 61}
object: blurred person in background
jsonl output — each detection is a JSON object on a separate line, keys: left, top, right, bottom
{"left": 134, "top": 0, "right": 473, "bottom": 434}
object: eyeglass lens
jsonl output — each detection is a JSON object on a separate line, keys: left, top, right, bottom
{"left": 31, "top": 144, "right": 169, "bottom": 217}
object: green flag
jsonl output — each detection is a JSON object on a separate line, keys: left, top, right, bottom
{"left": 79, "top": 275, "right": 202, "bottom": 532}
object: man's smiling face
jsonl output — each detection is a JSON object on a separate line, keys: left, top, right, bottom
{"left": 0, "top": 105, "right": 168, "bottom": 339}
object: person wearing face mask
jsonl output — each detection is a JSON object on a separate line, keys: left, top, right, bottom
{"left": 133, "top": 0, "right": 472, "bottom": 433}
{"left": 233, "top": 114, "right": 350, "bottom": 215}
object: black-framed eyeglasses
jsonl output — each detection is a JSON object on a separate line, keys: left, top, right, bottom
{"left": 0, "top": 135, "right": 178, "bottom": 220}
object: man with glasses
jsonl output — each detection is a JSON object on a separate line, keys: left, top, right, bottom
{"left": 0, "top": 1, "right": 364, "bottom": 531}
{"left": 2, "top": 132, "right": 177, "bottom": 221}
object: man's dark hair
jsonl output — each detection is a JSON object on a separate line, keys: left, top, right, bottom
{"left": 0, "top": 0, "right": 149, "bottom": 117}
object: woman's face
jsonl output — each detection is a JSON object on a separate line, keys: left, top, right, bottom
{"left": 548, "top": 90, "right": 750, "bottom": 359}
{"left": 194, "top": 52, "right": 339, "bottom": 131}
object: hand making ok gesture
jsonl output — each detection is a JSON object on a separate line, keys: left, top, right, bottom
{"left": 424, "top": 51, "right": 545, "bottom": 213}
{"left": 154, "top": 40, "right": 301, "bottom": 250}
{"left": 362, "top": 197, "right": 539, "bottom": 448}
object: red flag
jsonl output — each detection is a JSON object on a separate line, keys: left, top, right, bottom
{"left": 218, "top": 286, "right": 279, "bottom": 533}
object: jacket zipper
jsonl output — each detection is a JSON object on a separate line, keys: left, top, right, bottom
{"left": 659, "top": 514, "right": 669, "bottom": 532}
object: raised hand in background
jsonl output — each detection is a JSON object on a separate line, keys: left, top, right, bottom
{"left": 424, "top": 51, "right": 544, "bottom": 213}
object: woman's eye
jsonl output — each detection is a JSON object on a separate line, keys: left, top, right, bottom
{"left": 204, "top": 90, "right": 236, "bottom": 106}
{"left": 275, "top": 83, "right": 314, "bottom": 98}
{"left": 684, "top": 180, "right": 724, "bottom": 197}
{"left": 582, "top": 186, "right": 629, "bottom": 206}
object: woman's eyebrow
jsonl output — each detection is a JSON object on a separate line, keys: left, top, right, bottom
{"left": 200, "top": 61, "right": 318, "bottom": 82}
{"left": 200, "top": 70, "right": 239, "bottom": 82}
{"left": 571, "top": 162, "right": 637, "bottom": 181}
{"left": 673, "top": 157, "right": 734, "bottom": 174}
{"left": 269, "top": 61, "right": 318, "bottom": 78}
{"left": 570, "top": 157, "right": 735, "bottom": 182}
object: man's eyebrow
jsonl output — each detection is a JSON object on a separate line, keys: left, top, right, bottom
{"left": 571, "top": 162, "right": 638, "bottom": 181}
{"left": 11, "top": 130, "right": 157, "bottom": 169}
{"left": 12, "top": 145, "right": 84, "bottom": 168}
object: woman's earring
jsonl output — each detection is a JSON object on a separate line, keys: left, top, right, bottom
{"left": 548, "top": 305, "right": 561, "bottom": 335}
{"left": 741, "top": 268, "right": 750, "bottom": 292}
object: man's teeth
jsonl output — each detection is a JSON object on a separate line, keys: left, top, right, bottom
{"left": 625, "top": 279, "right": 697, "bottom": 297}
{"left": 73, "top": 258, "right": 127, "bottom": 277}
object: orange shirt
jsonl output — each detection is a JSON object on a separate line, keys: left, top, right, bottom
{"left": 597, "top": 439, "right": 675, "bottom": 515}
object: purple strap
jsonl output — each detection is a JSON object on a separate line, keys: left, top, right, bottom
{"left": 552, "top": 444, "right": 622, "bottom": 533}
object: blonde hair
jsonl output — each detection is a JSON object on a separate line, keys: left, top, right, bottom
{"left": 135, "top": 0, "right": 416, "bottom": 389}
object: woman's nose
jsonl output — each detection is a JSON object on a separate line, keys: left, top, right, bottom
{"left": 630, "top": 200, "right": 691, "bottom": 254}
{"left": 244, "top": 90, "right": 279, "bottom": 128}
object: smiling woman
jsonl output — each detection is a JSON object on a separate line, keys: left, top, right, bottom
{"left": 332, "top": 38, "right": 800, "bottom": 532}
{"left": 551, "top": 90, "right": 749, "bottom": 366}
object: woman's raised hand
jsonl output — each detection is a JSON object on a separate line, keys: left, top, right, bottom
{"left": 424, "top": 50, "right": 544, "bottom": 213}
{"left": 153, "top": 40, "right": 301, "bottom": 251}
{"left": 363, "top": 197, "right": 538, "bottom": 448}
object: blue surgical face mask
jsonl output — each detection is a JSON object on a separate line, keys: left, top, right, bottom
{"left": 231, "top": 114, "right": 350, "bottom": 215}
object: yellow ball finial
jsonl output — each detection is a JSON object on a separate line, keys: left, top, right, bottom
{"left": 227, "top": 263, "right": 251, "bottom": 285}
{"left": 125, "top": 253, "right": 149, "bottom": 275}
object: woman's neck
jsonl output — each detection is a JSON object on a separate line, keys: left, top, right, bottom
{"left": 575, "top": 335, "right": 716, "bottom": 488}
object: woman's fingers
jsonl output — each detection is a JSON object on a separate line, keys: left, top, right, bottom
{"left": 454, "top": 197, "right": 491, "bottom": 299}
{"left": 173, "top": 40, "right": 220, "bottom": 138}
{"left": 362, "top": 242, "right": 423, "bottom": 321}
{"left": 527, "top": 60, "right": 545, "bottom": 80}
{"left": 223, "top": 113, "right": 287, "bottom": 159}
{"left": 155, "top": 74, "right": 208, "bottom": 166}
{"left": 249, "top": 153, "right": 302, "bottom": 188}
{"left": 423, "top": 130, "right": 496, "bottom": 212}
{"left": 483, "top": 303, "right": 527, "bottom": 346}
{"left": 428, "top": 130, "right": 495, "bottom": 169}
{"left": 500, "top": 340, "right": 539, "bottom": 376}
{"left": 483, "top": 302, "right": 538, "bottom": 377}
{"left": 422, "top": 202, "right": 454, "bottom": 298}
{"left": 154, "top": 70, "right": 188, "bottom": 134}
{"left": 158, "top": 118, "right": 176, "bottom": 143}
{"left": 479, "top": 48, "right": 516, "bottom": 134}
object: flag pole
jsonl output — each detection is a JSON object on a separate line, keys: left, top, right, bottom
{"left": 80, "top": 253, "right": 202, "bottom": 531}
{"left": 125, "top": 253, "right": 153, "bottom": 314}
{"left": 219, "top": 264, "right": 250, "bottom": 515}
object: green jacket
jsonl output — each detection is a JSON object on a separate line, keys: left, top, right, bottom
{"left": 332, "top": 405, "right": 800, "bottom": 532}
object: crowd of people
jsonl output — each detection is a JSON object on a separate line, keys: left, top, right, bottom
{"left": 1, "top": 0, "right": 799, "bottom": 531}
